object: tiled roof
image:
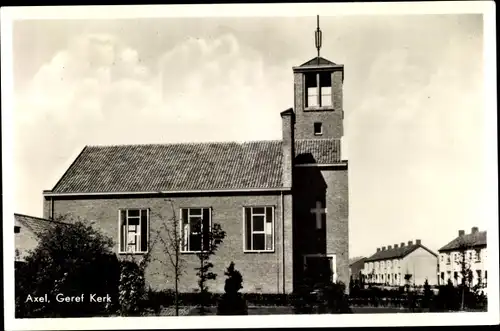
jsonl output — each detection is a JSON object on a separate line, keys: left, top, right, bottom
{"left": 299, "top": 56, "right": 337, "bottom": 67}
{"left": 438, "top": 231, "right": 487, "bottom": 252}
{"left": 365, "top": 244, "right": 437, "bottom": 262}
{"left": 49, "top": 139, "right": 342, "bottom": 194}
{"left": 14, "top": 213, "right": 71, "bottom": 238}
{"left": 349, "top": 257, "right": 367, "bottom": 267}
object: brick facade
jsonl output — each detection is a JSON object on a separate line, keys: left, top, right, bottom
{"left": 44, "top": 192, "right": 294, "bottom": 294}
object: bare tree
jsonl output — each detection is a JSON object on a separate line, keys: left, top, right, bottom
{"left": 150, "top": 198, "right": 186, "bottom": 316}
{"left": 454, "top": 237, "right": 474, "bottom": 310}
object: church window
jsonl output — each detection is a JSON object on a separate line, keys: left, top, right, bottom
{"left": 305, "top": 72, "right": 332, "bottom": 108}
{"left": 314, "top": 122, "right": 323, "bottom": 135}
{"left": 244, "top": 206, "right": 274, "bottom": 252}
{"left": 180, "top": 208, "right": 211, "bottom": 253}
{"left": 119, "top": 209, "right": 149, "bottom": 254}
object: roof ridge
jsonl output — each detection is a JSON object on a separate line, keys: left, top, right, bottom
{"left": 86, "top": 139, "right": 282, "bottom": 148}
{"left": 14, "top": 213, "right": 72, "bottom": 226}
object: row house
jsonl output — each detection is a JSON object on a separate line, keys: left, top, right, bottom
{"left": 438, "top": 227, "right": 487, "bottom": 290}
{"left": 363, "top": 240, "right": 438, "bottom": 286}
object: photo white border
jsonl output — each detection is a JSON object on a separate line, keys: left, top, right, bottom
{"left": 2, "top": 1, "right": 498, "bottom": 329}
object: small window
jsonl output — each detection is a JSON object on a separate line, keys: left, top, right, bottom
{"left": 244, "top": 206, "right": 274, "bottom": 252}
{"left": 181, "top": 208, "right": 211, "bottom": 253}
{"left": 314, "top": 122, "right": 323, "bottom": 135}
{"left": 119, "top": 209, "right": 149, "bottom": 254}
{"left": 14, "top": 226, "right": 20, "bottom": 234}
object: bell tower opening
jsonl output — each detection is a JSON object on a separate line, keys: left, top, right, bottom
{"left": 292, "top": 15, "right": 345, "bottom": 140}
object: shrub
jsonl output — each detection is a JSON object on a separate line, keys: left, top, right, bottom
{"left": 118, "top": 260, "right": 146, "bottom": 316}
{"left": 15, "top": 219, "right": 120, "bottom": 318}
{"left": 292, "top": 280, "right": 351, "bottom": 314}
{"left": 217, "top": 262, "right": 248, "bottom": 315}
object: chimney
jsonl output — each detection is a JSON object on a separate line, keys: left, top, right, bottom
{"left": 382, "top": 246, "right": 386, "bottom": 251}
{"left": 388, "top": 245, "right": 392, "bottom": 250}
{"left": 280, "top": 108, "right": 295, "bottom": 188}
{"left": 408, "top": 241, "right": 413, "bottom": 246}
{"left": 458, "top": 230, "right": 465, "bottom": 237}
{"left": 416, "top": 239, "right": 421, "bottom": 245}
{"left": 376, "top": 248, "right": 381, "bottom": 252}
{"left": 471, "top": 227, "right": 479, "bottom": 234}
{"left": 400, "top": 242, "right": 405, "bottom": 247}
{"left": 394, "top": 244, "right": 398, "bottom": 249}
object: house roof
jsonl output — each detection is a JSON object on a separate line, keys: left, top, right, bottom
{"left": 299, "top": 56, "right": 337, "bottom": 67}
{"left": 14, "top": 213, "right": 71, "bottom": 238}
{"left": 349, "top": 257, "right": 367, "bottom": 267}
{"left": 48, "top": 139, "right": 343, "bottom": 194}
{"left": 365, "top": 243, "right": 437, "bottom": 262}
{"left": 438, "top": 231, "right": 487, "bottom": 252}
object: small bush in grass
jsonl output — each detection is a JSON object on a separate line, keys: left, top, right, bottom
{"left": 217, "top": 262, "right": 248, "bottom": 315}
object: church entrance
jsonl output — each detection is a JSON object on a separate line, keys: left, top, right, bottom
{"left": 303, "top": 254, "right": 337, "bottom": 284}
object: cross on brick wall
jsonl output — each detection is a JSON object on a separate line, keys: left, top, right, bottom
{"left": 310, "top": 201, "right": 327, "bottom": 229}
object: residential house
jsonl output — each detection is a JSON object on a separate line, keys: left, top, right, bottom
{"left": 40, "top": 25, "right": 350, "bottom": 294}
{"left": 437, "top": 227, "right": 487, "bottom": 290}
{"left": 363, "top": 240, "right": 438, "bottom": 286}
{"left": 349, "top": 257, "right": 367, "bottom": 281}
{"left": 14, "top": 213, "right": 70, "bottom": 263}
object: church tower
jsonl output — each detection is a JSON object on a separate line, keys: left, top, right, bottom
{"left": 292, "top": 16, "right": 345, "bottom": 141}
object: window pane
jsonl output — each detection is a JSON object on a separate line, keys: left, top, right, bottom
{"left": 266, "top": 233, "right": 273, "bottom": 250}
{"left": 128, "top": 217, "right": 140, "bottom": 226}
{"left": 128, "top": 209, "right": 140, "bottom": 217}
{"left": 190, "top": 208, "right": 202, "bottom": 216}
{"left": 120, "top": 210, "right": 127, "bottom": 252}
{"left": 307, "top": 87, "right": 318, "bottom": 97}
{"left": 307, "top": 95, "right": 318, "bottom": 107}
{"left": 190, "top": 234, "right": 201, "bottom": 251}
{"left": 266, "top": 207, "right": 273, "bottom": 223}
{"left": 245, "top": 208, "right": 252, "bottom": 250}
{"left": 253, "top": 215, "right": 264, "bottom": 232}
{"left": 253, "top": 234, "right": 265, "bottom": 250}
{"left": 141, "top": 210, "right": 148, "bottom": 252}
{"left": 253, "top": 207, "right": 264, "bottom": 214}
{"left": 121, "top": 224, "right": 127, "bottom": 252}
{"left": 319, "top": 72, "right": 331, "bottom": 88}
{"left": 321, "top": 93, "right": 332, "bottom": 107}
{"left": 202, "top": 209, "right": 210, "bottom": 251}
{"left": 305, "top": 73, "right": 317, "bottom": 88}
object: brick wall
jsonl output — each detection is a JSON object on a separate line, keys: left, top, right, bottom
{"left": 14, "top": 220, "right": 39, "bottom": 262}
{"left": 292, "top": 165, "right": 349, "bottom": 289}
{"left": 46, "top": 192, "right": 293, "bottom": 294}
{"left": 293, "top": 70, "right": 344, "bottom": 140}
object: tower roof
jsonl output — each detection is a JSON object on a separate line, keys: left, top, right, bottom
{"left": 299, "top": 56, "right": 337, "bottom": 67}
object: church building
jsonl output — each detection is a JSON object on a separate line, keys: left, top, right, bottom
{"left": 41, "top": 19, "right": 349, "bottom": 294}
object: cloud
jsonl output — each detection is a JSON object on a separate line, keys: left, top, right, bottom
{"left": 14, "top": 32, "right": 293, "bottom": 215}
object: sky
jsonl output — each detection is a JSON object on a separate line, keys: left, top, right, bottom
{"left": 8, "top": 12, "right": 490, "bottom": 258}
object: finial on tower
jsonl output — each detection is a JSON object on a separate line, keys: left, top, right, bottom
{"left": 315, "top": 15, "right": 322, "bottom": 64}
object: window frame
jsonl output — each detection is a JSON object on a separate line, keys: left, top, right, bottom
{"left": 118, "top": 208, "right": 150, "bottom": 255}
{"left": 304, "top": 72, "right": 334, "bottom": 110}
{"left": 179, "top": 207, "right": 212, "bottom": 254}
{"left": 243, "top": 205, "right": 275, "bottom": 253}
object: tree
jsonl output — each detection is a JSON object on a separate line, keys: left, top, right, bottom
{"left": 454, "top": 238, "right": 475, "bottom": 310}
{"left": 194, "top": 221, "right": 226, "bottom": 315}
{"left": 148, "top": 199, "right": 186, "bottom": 316}
{"left": 15, "top": 215, "right": 120, "bottom": 318}
{"left": 217, "top": 262, "right": 248, "bottom": 315}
